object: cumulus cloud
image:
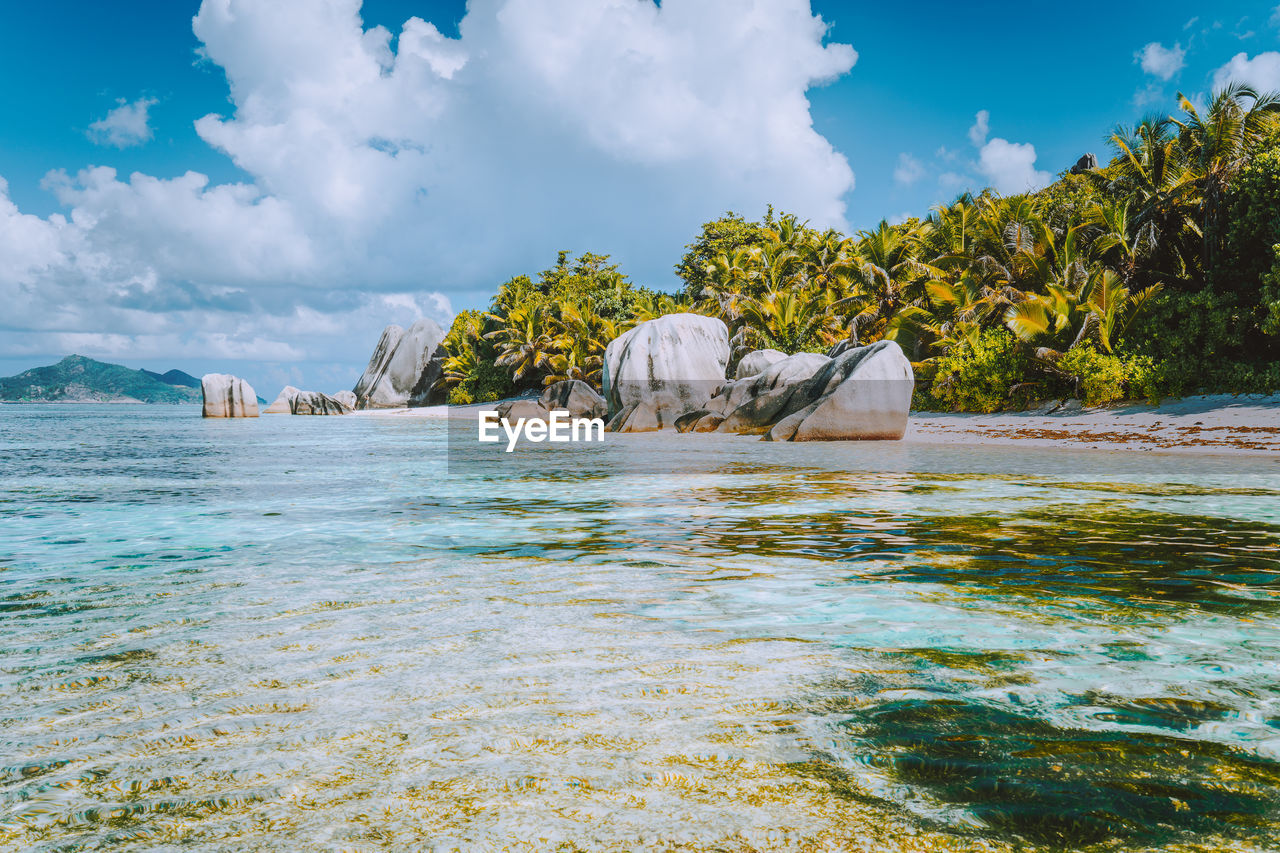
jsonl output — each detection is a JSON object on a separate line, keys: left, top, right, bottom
{"left": 1136, "top": 42, "right": 1186, "bottom": 81}
{"left": 893, "top": 153, "right": 924, "bottom": 186}
{"left": 0, "top": 0, "right": 858, "bottom": 389}
{"left": 952, "top": 110, "right": 1051, "bottom": 196}
{"left": 1213, "top": 51, "right": 1280, "bottom": 92}
{"left": 88, "top": 96, "right": 158, "bottom": 148}
{"left": 967, "top": 110, "right": 989, "bottom": 147}
{"left": 977, "top": 137, "right": 1052, "bottom": 195}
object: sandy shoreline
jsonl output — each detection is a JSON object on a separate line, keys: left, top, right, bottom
{"left": 349, "top": 394, "right": 1280, "bottom": 456}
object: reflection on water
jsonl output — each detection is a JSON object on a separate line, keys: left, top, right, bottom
{"left": 1, "top": 405, "right": 1279, "bottom": 851}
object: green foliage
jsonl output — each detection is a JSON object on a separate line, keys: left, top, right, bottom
{"left": 1123, "top": 286, "right": 1280, "bottom": 395}
{"left": 438, "top": 309, "right": 514, "bottom": 404}
{"left": 1057, "top": 345, "right": 1159, "bottom": 406}
{"left": 674, "top": 211, "right": 772, "bottom": 298}
{"left": 1218, "top": 148, "right": 1280, "bottom": 294}
{"left": 919, "top": 330, "right": 1028, "bottom": 413}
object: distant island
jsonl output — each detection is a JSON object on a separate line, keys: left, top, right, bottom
{"left": 0, "top": 355, "right": 240, "bottom": 404}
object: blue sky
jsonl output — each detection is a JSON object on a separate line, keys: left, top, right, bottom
{"left": 2, "top": 0, "right": 1278, "bottom": 395}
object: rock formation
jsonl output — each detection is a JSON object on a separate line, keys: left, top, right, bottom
{"left": 201, "top": 373, "right": 260, "bottom": 418}
{"left": 539, "top": 379, "right": 607, "bottom": 420}
{"left": 495, "top": 380, "right": 607, "bottom": 423}
{"left": 601, "top": 313, "right": 729, "bottom": 432}
{"left": 734, "top": 348, "right": 788, "bottom": 380}
{"left": 1070, "top": 153, "right": 1098, "bottom": 174}
{"left": 263, "top": 385, "right": 301, "bottom": 414}
{"left": 332, "top": 390, "right": 357, "bottom": 410}
{"left": 676, "top": 341, "right": 913, "bottom": 441}
{"left": 353, "top": 318, "right": 446, "bottom": 409}
{"left": 290, "top": 390, "right": 351, "bottom": 415}
{"left": 264, "top": 385, "right": 351, "bottom": 415}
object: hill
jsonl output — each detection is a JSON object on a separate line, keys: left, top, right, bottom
{"left": 0, "top": 356, "right": 202, "bottom": 403}
{"left": 141, "top": 368, "right": 201, "bottom": 388}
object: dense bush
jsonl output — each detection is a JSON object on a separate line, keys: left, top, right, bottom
{"left": 1057, "top": 345, "right": 1159, "bottom": 406}
{"left": 919, "top": 330, "right": 1027, "bottom": 413}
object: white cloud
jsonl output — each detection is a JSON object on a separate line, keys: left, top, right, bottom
{"left": 959, "top": 110, "right": 1051, "bottom": 196}
{"left": 1213, "top": 51, "right": 1280, "bottom": 92}
{"left": 1137, "top": 42, "right": 1185, "bottom": 81}
{"left": 977, "top": 138, "right": 1052, "bottom": 195}
{"left": 87, "top": 97, "right": 158, "bottom": 148}
{"left": 0, "top": 0, "right": 858, "bottom": 390}
{"left": 967, "top": 110, "right": 989, "bottom": 147}
{"left": 893, "top": 153, "right": 924, "bottom": 186}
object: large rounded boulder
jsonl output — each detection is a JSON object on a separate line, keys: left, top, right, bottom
{"left": 601, "top": 313, "right": 729, "bottom": 432}
{"left": 201, "top": 374, "right": 259, "bottom": 418}
{"left": 353, "top": 318, "right": 446, "bottom": 409}
{"left": 677, "top": 341, "right": 913, "bottom": 441}
{"left": 766, "top": 340, "right": 914, "bottom": 441}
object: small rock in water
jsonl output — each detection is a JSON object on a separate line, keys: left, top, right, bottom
{"left": 264, "top": 385, "right": 351, "bottom": 415}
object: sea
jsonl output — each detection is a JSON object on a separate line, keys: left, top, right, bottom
{"left": 3, "top": 404, "right": 1280, "bottom": 851}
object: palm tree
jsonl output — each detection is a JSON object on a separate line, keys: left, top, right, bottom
{"left": 631, "top": 292, "right": 695, "bottom": 322}
{"left": 484, "top": 307, "right": 556, "bottom": 385}
{"left": 1107, "top": 116, "right": 1202, "bottom": 279}
{"left": 1173, "top": 83, "right": 1280, "bottom": 269}
{"left": 797, "top": 228, "right": 858, "bottom": 301}
{"left": 700, "top": 247, "right": 761, "bottom": 326}
{"left": 835, "top": 219, "right": 935, "bottom": 343}
{"left": 1004, "top": 267, "right": 1161, "bottom": 357}
{"left": 739, "top": 288, "right": 833, "bottom": 354}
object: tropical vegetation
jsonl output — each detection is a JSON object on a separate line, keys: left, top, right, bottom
{"left": 437, "top": 85, "right": 1280, "bottom": 410}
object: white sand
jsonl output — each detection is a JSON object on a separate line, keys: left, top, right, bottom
{"left": 907, "top": 394, "right": 1280, "bottom": 455}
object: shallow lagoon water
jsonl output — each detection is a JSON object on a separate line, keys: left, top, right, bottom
{"left": 2, "top": 404, "right": 1280, "bottom": 851}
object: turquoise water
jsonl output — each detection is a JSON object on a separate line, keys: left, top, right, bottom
{"left": 3, "top": 404, "right": 1280, "bottom": 851}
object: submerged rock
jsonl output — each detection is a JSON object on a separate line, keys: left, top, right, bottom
{"left": 602, "top": 313, "right": 729, "bottom": 432}
{"left": 201, "top": 373, "right": 260, "bottom": 418}
{"left": 353, "top": 318, "right": 446, "bottom": 409}
{"left": 679, "top": 341, "right": 913, "bottom": 441}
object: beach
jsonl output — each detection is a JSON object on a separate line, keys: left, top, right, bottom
{"left": 349, "top": 394, "right": 1280, "bottom": 456}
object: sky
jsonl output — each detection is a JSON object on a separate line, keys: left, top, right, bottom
{"left": 2, "top": 0, "right": 1279, "bottom": 397}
